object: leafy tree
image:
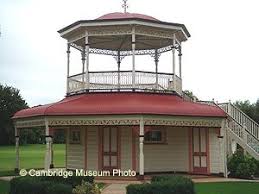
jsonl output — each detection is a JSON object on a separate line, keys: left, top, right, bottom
{"left": 183, "top": 90, "right": 198, "bottom": 101}
{"left": 234, "top": 99, "right": 259, "bottom": 124}
{"left": 0, "top": 84, "right": 28, "bottom": 145}
{"left": 234, "top": 100, "right": 255, "bottom": 120}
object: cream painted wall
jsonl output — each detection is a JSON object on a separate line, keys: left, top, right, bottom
{"left": 66, "top": 128, "right": 85, "bottom": 169}
{"left": 66, "top": 126, "right": 224, "bottom": 174}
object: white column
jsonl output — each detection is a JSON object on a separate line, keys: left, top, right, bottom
{"left": 231, "top": 139, "right": 237, "bottom": 153}
{"left": 227, "top": 100, "right": 232, "bottom": 114}
{"left": 243, "top": 124, "right": 248, "bottom": 144}
{"left": 81, "top": 47, "right": 86, "bottom": 84}
{"left": 132, "top": 27, "right": 136, "bottom": 90}
{"left": 221, "top": 120, "right": 228, "bottom": 178}
{"left": 85, "top": 31, "right": 90, "bottom": 90}
{"left": 155, "top": 49, "right": 159, "bottom": 90}
{"left": 139, "top": 117, "right": 144, "bottom": 178}
{"left": 178, "top": 44, "right": 182, "bottom": 79}
{"left": 15, "top": 126, "right": 20, "bottom": 173}
{"left": 172, "top": 34, "right": 176, "bottom": 91}
{"left": 117, "top": 51, "right": 121, "bottom": 90}
{"left": 44, "top": 119, "right": 52, "bottom": 170}
{"left": 66, "top": 43, "right": 71, "bottom": 93}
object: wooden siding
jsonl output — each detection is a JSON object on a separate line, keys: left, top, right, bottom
{"left": 135, "top": 127, "right": 189, "bottom": 172}
{"left": 86, "top": 126, "right": 99, "bottom": 170}
{"left": 120, "top": 126, "right": 132, "bottom": 170}
{"left": 65, "top": 126, "right": 224, "bottom": 174}
{"left": 67, "top": 128, "right": 85, "bottom": 169}
{"left": 209, "top": 128, "right": 222, "bottom": 173}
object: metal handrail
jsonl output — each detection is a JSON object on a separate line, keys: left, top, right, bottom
{"left": 67, "top": 70, "right": 182, "bottom": 95}
{"left": 68, "top": 70, "right": 175, "bottom": 78}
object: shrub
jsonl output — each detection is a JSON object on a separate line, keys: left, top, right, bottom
{"left": 46, "top": 182, "right": 72, "bottom": 194}
{"left": 10, "top": 176, "right": 48, "bottom": 194}
{"left": 250, "top": 157, "right": 259, "bottom": 177}
{"left": 9, "top": 176, "right": 84, "bottom": 194}
{"left": 40, "top": 174, "right": 94, "bottom": 188}
{"left": 72, "top": 181, "right": 101, "bottom": 194}
{"left": 228, "top": 149, "right": 257, "bottom": 178}
{"left": 127, "top": 175, "right": 195, "bottom": 194}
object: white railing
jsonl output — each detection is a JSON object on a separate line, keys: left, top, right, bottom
{"left": 67, "top": 71, "right": 182, "bottom": 95}
{"left": 218, "top": 102, "right": 259, "bottom": 154}
{"left": 218, "top": 103, "right": 259, "bottom": 140}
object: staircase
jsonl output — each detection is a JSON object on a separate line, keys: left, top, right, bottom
{"left": 218, "top": 102, "right": 259, "bottom": 160}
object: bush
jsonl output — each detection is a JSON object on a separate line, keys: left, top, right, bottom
{"left": 46, "top": 182, "right": 72, "bottom": 194}
{"left": 72, "top": 181, "right": 101, "bottom": 194}
{"left": 10, "top": 176, "right": 49, "bottom": 194}
{"left": 127, "top": 176, "right": 195, "bottom": 194}
{"left": 40, "top": 174, "right": 94, "bottom": 188}
{"left": 9, "top": 175, "right": 94, "bottom": 194}
{"left": 228, "top": 149, "right": 257, "bottom": 178}
{"left": 250, "top": 157, "right": 259, "bottom": 177}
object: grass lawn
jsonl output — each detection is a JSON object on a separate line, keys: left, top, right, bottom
{"left": 0, "top": 144, "right": 65, "bottom": 176}
{"left": 195, "top": 182, "right": 259, "bottom": 194}
{"left": 0, "top": 180, "right": 10, "bottom": 194}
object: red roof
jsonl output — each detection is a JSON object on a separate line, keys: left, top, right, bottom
{"left": 13, "top": 93, "right": 226, "bottom": 119}
{"left": 96, "top": 12, "right": 159, "bottom": 21}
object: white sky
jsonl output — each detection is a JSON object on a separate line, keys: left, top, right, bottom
{"left": 0, "top": 0, "right": 259, "bottom": 106}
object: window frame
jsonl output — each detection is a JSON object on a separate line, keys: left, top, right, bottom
{"left": 69, "top": 129, "right": 81, "bottom": 144}
{"left": 144, "top": 129, "right": 167, "bottom": 144}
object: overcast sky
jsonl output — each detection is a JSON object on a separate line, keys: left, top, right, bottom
{"left": 0, "top": 0, "right": 259, "bottom": 106}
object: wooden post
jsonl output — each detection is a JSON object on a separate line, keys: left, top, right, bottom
{"left": 44, "top": 119, "right": 52, "bottom": 170}
{"left": 14, "top": 126, "right": 20, "bottom": 173}
{"left": 227, "top": 100, "right": 232, "bottom": 115}
{"left": 155, "top": 49, "right": 159, "bottom": 90}
{"left": 49, "top": 128, "right": 54, "bottom": 169}
{"left": 132, "top": 27, "right": 136, "bottom": 90}
{"left": 85, "top": 31, "right": 90, "bottom": 90}
{"left": 66, "top": 43, "right": 71, "bottom": 93}
{"left": 139, "top": 117, "right": 144, "bottom": 179}
{"left": 222, "top": 120, "right": 228, "bottom": 178}
{"left": 243, "top": 124, "right": 248, "bottom": 144}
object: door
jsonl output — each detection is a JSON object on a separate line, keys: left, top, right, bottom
{"left": 102, "top": 127, "right": 119, "bottom": 171}
{"left": 192, "top": 128, "right": 208, "bottom": 174}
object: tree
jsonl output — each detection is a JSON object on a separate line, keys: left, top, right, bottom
{"left": 234, "top": 99, "right": 259, "bottom": 124}
{"left": 183, "top": 90, "right": 198, "bottom": 101}
{"left": 0, "top": 84, "right": 28, "bottom": 145}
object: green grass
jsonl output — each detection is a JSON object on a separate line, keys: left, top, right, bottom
{"left": 0, "top": 144, "right": 65, "bottom": 176}
{"left": 195, "top": 182, "right": 259, "bottom": 194}
{"left": 0, "top": 180, "right": 10, "bottom": 194}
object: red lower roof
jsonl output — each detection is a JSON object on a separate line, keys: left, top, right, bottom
{"left": 13, "top": 93, "right": 226, "bottom": 119}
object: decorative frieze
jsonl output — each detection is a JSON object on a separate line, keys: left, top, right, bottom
{"left": 15, "top": 119, "right": 45, "bottom": 128}
{"left": 14, "top": 115, "right": 223, "bottom": 129}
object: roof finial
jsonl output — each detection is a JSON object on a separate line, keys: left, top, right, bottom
{"left": 122, "top": 0, "right": 128, "bottom": 13}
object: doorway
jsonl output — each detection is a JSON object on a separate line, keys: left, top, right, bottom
{"left": 192, "top": 128, "right": 208, "bottom": 174}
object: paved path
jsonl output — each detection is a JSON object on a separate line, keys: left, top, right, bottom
{"left": 100, "top": 177, "right": 259, "bottom": 194}
{"left": 101, "top": 183, "right": 128, "bottom": 194}
{"left": 0, "top": 176, "right": 16, "bottom": 181}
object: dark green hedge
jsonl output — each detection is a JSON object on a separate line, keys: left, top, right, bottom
{"left": 228, "top": 149, "right": 258, "bottom": 178}
{"left": 9, "top": 175, "right": 94, "bottom": 194}
{"left": 127, "top": 175, "right": 195, "bottom": 194}
{"left": 39, "top": 174, "right": 94, "bottom": 187}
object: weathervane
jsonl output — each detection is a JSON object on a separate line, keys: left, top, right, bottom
{"left": 122, "top": 0, "right": 128, "bottom": 13}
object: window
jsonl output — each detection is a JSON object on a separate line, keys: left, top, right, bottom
{"left": 69, "top": 129, "right": 81, "bottom": 144}
{"left": 144, "top": 129, "right": 165, "bottom": 143}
